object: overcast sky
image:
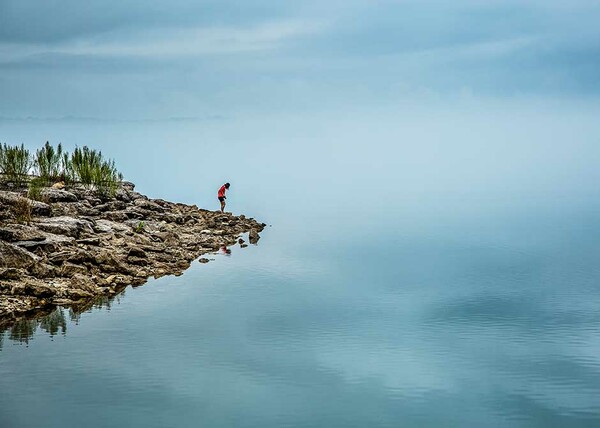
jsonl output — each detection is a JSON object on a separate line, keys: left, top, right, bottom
{"left": 1, "top": 1, "right": 599, "bottom": 220}
{"left": 1, "top": 0, "right": 599, "bottom": 120}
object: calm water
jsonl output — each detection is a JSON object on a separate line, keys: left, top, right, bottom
{"left": 1, "top": 204, "right": 600, "bottom": 428}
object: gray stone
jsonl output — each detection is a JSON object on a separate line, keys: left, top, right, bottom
{"left": 0, "top": 224, "right": 46, "bottom": 242}
{"left": 249, "top": 229, "right": 260, "bottom": 244}
{"left": 34, "top": 216, "right": 94, "bottom": 238}
{"left": 40, "top": 188, "right": 78, "bottom": 202}
{"left": 60, "top": 262, "right": 89, "bottom": 278}
{"left": 0, "top": 241, "right": 39, "bottom": 268}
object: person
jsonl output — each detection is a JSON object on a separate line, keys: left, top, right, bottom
{"left": 218, "top": 182, "right": 230, "bottom": 212}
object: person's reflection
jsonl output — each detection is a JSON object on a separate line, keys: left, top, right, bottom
{"left": 219, "top": 245, "right": 232, "bottom": 256}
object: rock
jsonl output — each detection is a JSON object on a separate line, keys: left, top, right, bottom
{"left": 40, "top": 188, "right": 78, "bottom": 202}
{"left": 0, "top": 191, "right": 51, "bottom": 216}
{"left": 127, "top": 247, "right": 147, "bottom": 259}
{"left": 0, "top": 241, "right": 39, "bottom": 268}
{"left": 0, "top": 182, "right": 265, "bottom": 319}
{"left": 93, "top": 219, "right": 118, "bottom": 233}
{"left": 102, "top": 211, "right": 129, "bottom": 222}
{"left": 249, "top": 229, "right": 260, "bottom": 244}
{"left": 47, "top": 248, "right": 92, "bottom": 265}
{"left": 69, "top": 274, "right": 100, "bottom": 295}
{"left": 115, "top": 189, "right": 133, "bottom": 202}
{"left": 134, "top": 199, "right": 164, "bottom": 212}
{"left": 0, "top": 268, "right": 24, "bottom": 279}
{"left": 0, "top": 224, "right": 46, "bottom": 242}
{"left": 77, "top": 237, "right": 100, "bottom": 246}
{"left": 122, "top": 181, "right": 135, "bottom": 191}
{"left": 60, "top": 262, "right": 89, "bottom": 278}
{"left": 28, "top": 263, "right": 57, "bottom": 279}
{"left": 94, "top": 250, "right": 135, "bottom": 275}
{"left": 34, "top": 216, "right": 94, "bottom": 238}
{"left": 240, "top": 244, "right": 248, "bottom": 248}
{"left": 14, "top": 234, "right": 75, "bottom": 252}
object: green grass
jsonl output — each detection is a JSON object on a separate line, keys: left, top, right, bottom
{"left": 1, "top": 142, "right": 123, "bottom": 196}
{"left": 0, "top": 143, "right": 31, "bottom": 188}
{"left": 34, "top": 141, "right": 63, "bottom": 184}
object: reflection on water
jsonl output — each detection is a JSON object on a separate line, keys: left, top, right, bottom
{"left": 2, "top": 309, "right": 67, "bottom": 345}
{"left": 0, "top": 293, "right": 125, "bottom": 349}
{"left": 1, "top": 213, "right": 600, "bottom": 428}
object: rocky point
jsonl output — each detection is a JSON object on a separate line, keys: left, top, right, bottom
{"left": 0, "top": 182, "right": 265, "bottom": 320}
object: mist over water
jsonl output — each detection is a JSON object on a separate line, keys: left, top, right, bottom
{"left": 2, "top": 99, "right": 600, "bottom": 427}
{"left": 3, "top": 98, "right": 600, "bottom": 224}
{"left": 2, "top": 0, "right": 600, "bottom": 424}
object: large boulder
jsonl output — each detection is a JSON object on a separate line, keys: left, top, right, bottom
{"left": 134, "top": 198, "right": 164, "bottom": 212}
{"left": 0, "top": 224, "right": 46, "bottom": 242}
{"left": 0, "top": 241, "right": 39, "bottom": 269}
{"left": 13, "top": 233, "right": 75, "bottom": 253}
{"left": 60, "top": 262, "right": 89, "bottom": 278}
{"left": 33, "top": 216, "right": 94, "bottom": 238}
{"left": 0, "top": 191, "right": 51, "bottom": 216}
{"left": 40, "top": 188, "right": 78, "bottom": 203}
{"left": 249, "top": 229, "right": 260, "bottom": 244}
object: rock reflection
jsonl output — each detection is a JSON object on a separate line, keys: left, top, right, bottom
{"left": 0, "top": 291, "right": 126, "bottom": 349}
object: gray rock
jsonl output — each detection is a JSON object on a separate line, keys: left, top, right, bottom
{"left": 0, "top": 183, "right": 266, "bottom": 318}
{"left": 127, "top": 247, "right": 147, "bottom": 259}
{"left": 34, "top": 216, "right": 94, "bottom": 238}
{"left": 13, "top": 234, "right": 75, "bottom": 253}
{"left": 249, "top": 229, "right": 260, "bottom": 244}
{"left": 0, "top": 241, "right": 39, "bottom": 268}
{"left": 134, "top": 199, "right": 164, "bottom": 212}
{"left": 60, "top": 262, "right": 89, "bottom": 278}
{"left": 0, "top": 268, "right": 24, "bottom": 279}
{"left": 28, "top": 263, "right": 57, "bottom": 279}
{"left": 0, "top": 191, "right": 50, "bottom": 216}
{"left": 69, "top": 274, "right": 100, "bottom": 295}
{"left": 40, "top": 188, "right": 78, "bottom": 202}
{"left": 47, "top": 248, "right": 91, "bottom": 265}
{"left": 0, "top": 224, "right": 46, "bottom": 242}
{"left": 122, "top": 181, "right": 135, "bottom": 191}
{"left": 77, "top": 237, "right": 101, "bottom": 246}
{"left": 102, "top": 211, "right": 129, "bottom": 222}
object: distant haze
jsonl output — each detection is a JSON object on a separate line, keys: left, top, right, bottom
{"left": 1, "top": 1, "right": 599, "bottom": 224}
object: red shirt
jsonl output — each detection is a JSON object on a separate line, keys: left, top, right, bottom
{"left": 218, "top": 185, "right": 227, "bottom": 198}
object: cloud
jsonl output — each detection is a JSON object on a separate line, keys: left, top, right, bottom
{"left": 0, "top": 20, "right": 325, "bottom": 63}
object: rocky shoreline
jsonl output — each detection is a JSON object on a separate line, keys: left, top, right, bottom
{"left": 0, "top": 182, "right": 265, "bottom": 321}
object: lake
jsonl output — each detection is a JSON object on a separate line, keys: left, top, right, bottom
{"left": 1, "top": 197, "right": 599, "bottom": 428}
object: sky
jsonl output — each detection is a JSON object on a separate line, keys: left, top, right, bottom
{"left": 1, "top": 1, "right": 599, "bottom": 222}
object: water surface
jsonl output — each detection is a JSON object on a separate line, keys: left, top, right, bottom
{"left": 1, "top": 204, "right": 599, "bottom": 428}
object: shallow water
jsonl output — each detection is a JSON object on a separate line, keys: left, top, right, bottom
{"left": 1, "top": 205, "right": 600, "bottom": 428}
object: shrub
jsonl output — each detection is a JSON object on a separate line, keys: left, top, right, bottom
{"left": 71, "top": 146, "right": 121, "bottom": 196}
{"left": 27, "top": 176, "right": 47, "bottom": 202}
{"left": 11, "top": 196, "right": 32, "bottom": 223}
{"left": 0, "top": 143, "right": 31, "bottom": 187}
{"left": 61, "top": 152, "right": 75, "bottom": 184}
{"left": 71, "top": 146, "right": 98, "bottom": 188}
{"left": 1, "top": 142, "right": 123, "bottom": 196}
{"left": 34, "top": 141, "right": 63, "bottom": 184}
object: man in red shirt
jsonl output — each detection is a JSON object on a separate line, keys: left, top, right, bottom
{"left": 218, "top": 182, "right": 230, "bottom": 212}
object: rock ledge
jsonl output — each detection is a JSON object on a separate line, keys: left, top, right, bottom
{"left": 0, "top": 183, "right": 265, "bottom": 318}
